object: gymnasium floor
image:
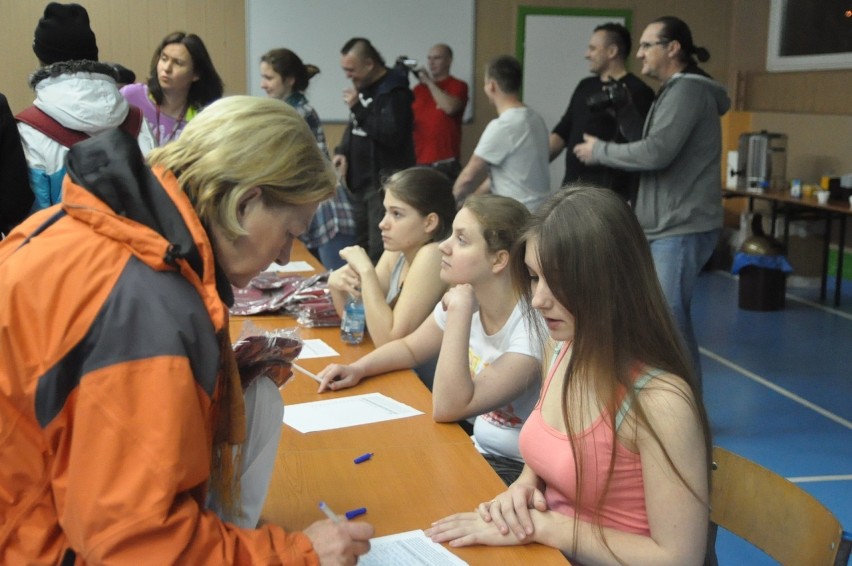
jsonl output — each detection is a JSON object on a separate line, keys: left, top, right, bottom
{"left": 695, "top": 271, "right": 852, "bottom": 564}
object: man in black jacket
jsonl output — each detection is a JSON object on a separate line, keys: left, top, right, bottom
{"left": 334, "top": 37, "right": 415, "bottom": 262}
{"left": 548, "top": 23, "right": 654, "bottom": 202}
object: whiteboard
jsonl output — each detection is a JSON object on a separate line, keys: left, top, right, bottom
{"left": 518, "top": 8, "right": 630, "bottom": 191}
{"left": 246, "top": 0, "right": 475, "bottom": 123}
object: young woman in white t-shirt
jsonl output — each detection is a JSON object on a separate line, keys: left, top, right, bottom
{"left": 318, "top": 194, "right": 542, "bottom": 484}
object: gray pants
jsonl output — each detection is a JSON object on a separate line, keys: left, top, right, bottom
{"left": 208, "top": 377, "right": 284, "bottom": 528}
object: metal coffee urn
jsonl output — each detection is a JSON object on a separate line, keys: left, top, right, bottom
{"left": 735, "top": 131, "right": 788, "bottom": 192}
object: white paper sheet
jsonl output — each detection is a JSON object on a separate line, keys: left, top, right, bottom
{"left": 297, "top": 339, "right": 339, "bottom": 359}
{"left": 283, "top": 393, "right": 423, "bottom": 433}
{"left": 266, "top": 260, "right": 315, "bottom": 273}
{"left": 360, "top": 530, "right": 468, "bottom": 566}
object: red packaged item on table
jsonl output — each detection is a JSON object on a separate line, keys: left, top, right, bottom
{"left": 232, "top": 322, "right": 303, "bottom": 389}
{"left": 283, "top": 272, "right": 342, "bottom": 327}
{"left": 230, "top": 274, "right": 304, "bottom": 315}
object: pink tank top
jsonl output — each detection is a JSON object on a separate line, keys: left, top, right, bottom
{"left": 518, "top": 343, "right": 656, "bottom": 535}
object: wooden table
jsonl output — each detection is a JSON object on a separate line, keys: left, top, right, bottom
{"left": 230, "top": 244, "right": 569, "bottom": 565}
{"left": 723, "top": 187, "right": 852, "bottom": 306}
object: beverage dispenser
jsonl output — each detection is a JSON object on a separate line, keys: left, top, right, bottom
{"left": 735, "top": 131, "right": 788, "bottom": 192}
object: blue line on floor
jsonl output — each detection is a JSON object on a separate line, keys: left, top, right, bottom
{"left": 787, "top": 474, "right": 852, "bottom": 483}
{"left": 785, "top": 294, "right": 852, "bottom": 321}
{"left": 700, "top": 347, "right": 852, "bottom": 431}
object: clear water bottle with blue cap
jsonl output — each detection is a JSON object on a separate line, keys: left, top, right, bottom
{"left": 340, "top": 294, "right": 365, "bottom": 344}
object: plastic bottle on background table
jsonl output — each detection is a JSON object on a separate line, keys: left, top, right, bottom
{"left": 340, "top": 294, "right": 365, "bottom": 344}
{"left": 790, "top": 178, "right": 802, "bottom": 198}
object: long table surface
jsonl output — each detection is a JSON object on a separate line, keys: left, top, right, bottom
{"left": 723, "top": 186, "right": 852, "bottom": 215}
{"left": 230, "top": 243, "right": 569, "bottom": 565}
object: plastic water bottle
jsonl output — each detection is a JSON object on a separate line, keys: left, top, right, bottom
{"left": 790, "top": 178, "right": 802, "bottom": 198}
{"left": 340, "top": 294, "right": 365, "bottom": 345}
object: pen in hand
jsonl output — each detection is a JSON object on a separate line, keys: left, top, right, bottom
{"left": 319, "top": 501, "right": 341, "bottom": 523}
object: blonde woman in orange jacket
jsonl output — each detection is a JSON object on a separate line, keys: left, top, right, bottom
{"left": 0, "top": 97, "right": 373, "bottom": 565}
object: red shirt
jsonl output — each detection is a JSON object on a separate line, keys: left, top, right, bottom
{"left": 412, "top": 75, "right": 468, "bottom": 164}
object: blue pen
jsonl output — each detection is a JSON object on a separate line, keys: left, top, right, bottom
{"left": 353, "top": 452, "right": 373, "bottom": 464}
{"left": 345, "top": 507, "right": 367, "bottom": 520}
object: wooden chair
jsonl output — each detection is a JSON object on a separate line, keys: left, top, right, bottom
{"left": 710, "top": 446, "right": 850, "bottom": 565}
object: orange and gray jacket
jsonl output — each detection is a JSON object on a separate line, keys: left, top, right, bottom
{"left": 0, "top": 130, "right": 317, "bottom": 565}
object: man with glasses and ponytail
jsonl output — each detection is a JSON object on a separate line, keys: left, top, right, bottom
{"left": 573, "top": 16, "right": 730, "bottom": 387}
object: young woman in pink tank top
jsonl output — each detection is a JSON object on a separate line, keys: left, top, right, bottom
{"left": 428, "top": 186, "right": 712, "bottom": 565}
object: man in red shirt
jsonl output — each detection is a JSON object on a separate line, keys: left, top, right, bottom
{"left": 412, "top": 44, "right": 468, "bottom": 179}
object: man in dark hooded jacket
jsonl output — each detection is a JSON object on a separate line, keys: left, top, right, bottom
{"left": 334, "top": 37, "right": 415, "bottom": 262}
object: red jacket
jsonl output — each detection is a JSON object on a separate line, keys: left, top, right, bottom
{"left": 0, "top": 130, "right": 318, "bottom": 565}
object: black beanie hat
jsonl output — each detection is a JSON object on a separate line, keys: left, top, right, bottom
{"left": 33, "top": 2, "right": 99, "bottom": 64}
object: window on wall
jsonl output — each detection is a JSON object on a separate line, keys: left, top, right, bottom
{"left": 767, "top": 0, "right": 852, "bottom": 70}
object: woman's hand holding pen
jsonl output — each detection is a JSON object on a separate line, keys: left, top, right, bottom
{"left": 303, "top": 518, "right": 374, "bottom": 566}
{"left": 316, "top": 363, "right": 365, "bottom": 393}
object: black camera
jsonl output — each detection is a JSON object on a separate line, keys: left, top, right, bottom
{"left": 586, "top": 81, "right": 630, "bottom": 112}
{"left": 395, "top": 56, "right": 421, "bottom": 78}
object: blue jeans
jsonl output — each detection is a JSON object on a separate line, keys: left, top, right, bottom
{"left": 649, "top": 229, "right": 720, "bottom": 386}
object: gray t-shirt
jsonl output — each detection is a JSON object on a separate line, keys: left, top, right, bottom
{"left": 474, "top": 106, "right": 551, "bottom": 211}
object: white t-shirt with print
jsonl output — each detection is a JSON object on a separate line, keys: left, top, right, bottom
{"left": 433, "top": 301, "right": 542, "bottom": 461}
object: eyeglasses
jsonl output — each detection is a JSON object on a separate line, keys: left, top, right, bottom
{"left": 638, "top": 40, "right": 670, "bottom": 51}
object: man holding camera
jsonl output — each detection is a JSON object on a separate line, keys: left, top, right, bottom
{"left": 573, "top": 16, "right": 731, "bottom": 385}
{"left": 549, "top": 23, "right": 654, "bottom": 201}
{"left": 410, "top": 44, "right": 469, "bottom": 179}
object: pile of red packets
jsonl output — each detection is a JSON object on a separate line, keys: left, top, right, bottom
{"left": 230, "top": 271, "right": 341, "bottom": 327}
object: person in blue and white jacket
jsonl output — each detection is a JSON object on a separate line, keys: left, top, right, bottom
{"left": 18, "top": 2, "right": 155, "bottom": 212}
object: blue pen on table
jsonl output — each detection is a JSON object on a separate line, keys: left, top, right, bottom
{"left": 353, "top": 452, "right": 373, "bottom": 464}
{"left": 318, "top": 501, "right": 341, "bottom": 522}
{"left": 345, "top": 507, "right": 367, "bottom": 520}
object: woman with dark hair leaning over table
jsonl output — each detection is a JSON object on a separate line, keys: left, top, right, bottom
{"left": 318, "top": 194, "right": 543, "bottom": 485}
{"left": 0, "top": 96, "right": 372, "bottom": 565}
{"left": 427, "top": 186, "right": 712, "bottom": 566}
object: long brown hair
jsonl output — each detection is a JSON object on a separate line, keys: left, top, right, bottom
{"left": 511, "top": 186, "right": 712, "bottom": 561}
